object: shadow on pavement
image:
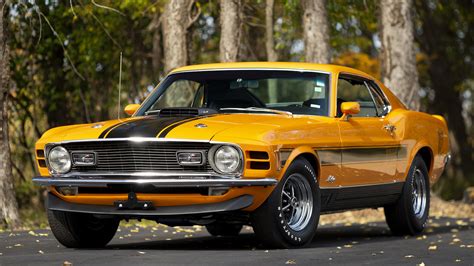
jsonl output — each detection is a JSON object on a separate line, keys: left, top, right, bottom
{"left": 105, "top": 217, "right": 472, "bottom": 251}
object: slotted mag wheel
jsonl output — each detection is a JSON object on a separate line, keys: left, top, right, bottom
{"left": 412, "top": 168, "right": 427, "bottom": 219}
{"left": 280, "top": 173, "right": 314, "bottom": 231}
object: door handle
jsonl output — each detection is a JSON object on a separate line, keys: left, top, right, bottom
{"left": 383, "top": 124, "right": 396, "bottom": 136}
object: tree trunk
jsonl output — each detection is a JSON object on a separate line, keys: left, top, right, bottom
{"left": 265, "top": 0, "right": 278, "bottom": 62}
{"left": 219, "top": 0, "right": 243, "bottom": 62}
{"left": 0, "top": 0, "right": 20, "bottom": 229}
{"left": 162, "top": 0, "right": 193, "bottom": 73}
{"left": 302, "top": 0, "right": 330, "bottom": 63}
{"left": 380, "top": 0, "right": 420, "bottom": 110}
{"left": 150, "top": 12, "right": 162, "bottom": 77}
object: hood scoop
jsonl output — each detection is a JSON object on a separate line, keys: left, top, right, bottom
{"left": 159, "top": 108, "right": 218, "bottom": 117}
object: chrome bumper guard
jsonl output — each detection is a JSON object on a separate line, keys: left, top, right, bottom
{"left": 33, "top": 176, "right": 278, "bottom": 188}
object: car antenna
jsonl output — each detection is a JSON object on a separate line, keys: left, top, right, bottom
{"left": 117, "top": 51, "right": 123, "bottom": 119}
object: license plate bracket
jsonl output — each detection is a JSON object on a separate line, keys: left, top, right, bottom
{"left": 114, "top": 192, "right": 154, "bottom": 210}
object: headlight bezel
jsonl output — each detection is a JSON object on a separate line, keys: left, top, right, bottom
{"left": 208, "top": 144, "right": 244, "bottom": 177}
{"left": 46, "top": 145, "right": 72, "bottom": 175}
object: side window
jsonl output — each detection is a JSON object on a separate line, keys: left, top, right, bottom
{"left": 337, "top": 76, "right": 378, "bottom": 117}
{"left": 367, "top": 82, "right": 391, "bottom": 116}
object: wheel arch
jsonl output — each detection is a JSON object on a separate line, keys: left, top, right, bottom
{"left": 280, "top": 146, "right": 320, "bottom": 183}
{"left": 416, "top": 146, "right": 433, "bottom": 175}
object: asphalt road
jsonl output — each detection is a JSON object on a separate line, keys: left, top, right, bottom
{"left": 0, "top": 217, "right": 472, "bottom": 266}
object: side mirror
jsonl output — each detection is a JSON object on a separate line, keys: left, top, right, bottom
{"left": 124, "top": 104, "right": 140, "bottom": 116}
{"left": 340, "top": 102, "right": 360, "bottom": 121}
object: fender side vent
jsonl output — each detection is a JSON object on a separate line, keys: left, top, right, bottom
{"left": 249, "top": 151, "right": 269, "bottom": 160}
{"left": 250, "top": 161, "right": 270, "bottom": 170}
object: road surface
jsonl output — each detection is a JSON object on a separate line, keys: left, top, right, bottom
{"left": 0, "top": 217, "right": 472, "bottom": 265}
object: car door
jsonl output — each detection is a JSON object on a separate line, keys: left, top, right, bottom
{"left": 336, "top": 74, "right": 399, "bottom": 186}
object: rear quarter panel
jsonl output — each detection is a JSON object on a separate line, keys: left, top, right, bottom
{"left": 389, "top": 109, "right": 449, "bottom": 185}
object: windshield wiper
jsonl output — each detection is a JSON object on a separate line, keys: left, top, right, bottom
{"left": 219, "top": 107, "right": 293, "bottom": 116}
{"left": 144, "top": 110, "right": 161, "bottom": 116}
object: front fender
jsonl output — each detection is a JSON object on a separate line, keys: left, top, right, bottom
{"left": 278, "top": 146, "right": 320, "bottom": 182}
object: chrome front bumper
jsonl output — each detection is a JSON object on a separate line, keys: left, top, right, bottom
{"left": 32, "top": 176, "right": 278, "bottom": 188}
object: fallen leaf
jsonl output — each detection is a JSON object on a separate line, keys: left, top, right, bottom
{"left": 138, "top": 251, "right": 146, "bottom": 255}
{"left": 417, "top": 262, "right": 425, "bottom": 266}
{"left": 428, "top": 245, "right": 437, "bottom": 251}
{"left": 14, "top": 244, "right": 23, "bottom": 247}
{"left": 405, "top": 255, "right": 415, "bottom": 258}
{"left": 343, "top": 245, "right": 353, "bottom": 248}
{"left": 285, "top": 259, "right": 296, "bottom": 264}
{"left": 455, "top": 259, "right": 461, "bottom": 262}
{"left": 38, "top": 250, "right": 44, "bottom": 254}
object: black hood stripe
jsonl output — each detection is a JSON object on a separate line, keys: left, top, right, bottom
{"left": 157, "top": 116, "right": 206, "bottom": 138}
{"left": 104, "top": 116, "right": 193, "bottom": 138}
{"left": 98, "top": 120, "right": 132, "bottom": 138}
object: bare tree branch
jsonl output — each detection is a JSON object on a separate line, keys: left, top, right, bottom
{"left": 91, "top": 0, "right": 125, "bottom": 16}
{"left": 69, "top": 0, "right": 77, "bottom": 18}
{"left": 187, "top": 0, "right": 201, "bottom": 29}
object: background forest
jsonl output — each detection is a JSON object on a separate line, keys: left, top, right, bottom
{"left": 0, "top": 0, "right": 472, "bottom": 228}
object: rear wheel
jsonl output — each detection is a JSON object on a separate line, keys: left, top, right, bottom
{"left": 48, "top": 210, "right": 119, "bottom": 248}
{"left": 384, "top": 155, "right": 430, "bottom": 235}
{"left": 206, "top": 223, "right": 243, "bottom": 236}
{"left": 251, "top": 158, "right": 320, "bottom": 248}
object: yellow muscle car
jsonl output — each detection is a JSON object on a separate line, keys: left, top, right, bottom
{"left": 33, "top": 62, "right": 450, "bottom": 248}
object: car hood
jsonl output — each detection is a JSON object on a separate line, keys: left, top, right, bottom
{"left": 38, "top": 113, "right": 332, "bottom": 144}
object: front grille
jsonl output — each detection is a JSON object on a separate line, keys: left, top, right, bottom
{"left": 62, "top": 141, "right": 213, "bottom": 173}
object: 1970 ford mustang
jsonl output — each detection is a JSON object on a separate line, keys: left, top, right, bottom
{"left": 33, "top": 62, "right": 450, "bottom": 248}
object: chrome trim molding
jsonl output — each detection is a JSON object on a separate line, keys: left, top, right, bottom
{"left": 320, "top": 181, "right": 405, "bottom": 190}
{"left": 33, "top": 176, "right": 278, "bottom": 188}
{"left": 171, "top": 68, "right": 331, "bottom": 75}
{"left": 45, "top": 171, "right": 237, "bottom": 179}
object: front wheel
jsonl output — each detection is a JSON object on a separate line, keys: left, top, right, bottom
{"left": 251, "top": 158, "right": 320, "bottom": 248}
{"left": 384, "top": 155, "right": 430, "bottom": 235}
{"left": 48, "top": 210, "right": 119, "bottom": 248}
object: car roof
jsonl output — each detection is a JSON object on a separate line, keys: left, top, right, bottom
{"left": 171, "top": 62, "right": 374, "bottom": 80}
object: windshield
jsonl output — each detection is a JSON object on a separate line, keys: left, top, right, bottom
{"left": 137, "top": 70, "right": 331, "bottom": 116}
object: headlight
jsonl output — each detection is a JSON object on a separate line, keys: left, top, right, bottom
{"left": 48, "top": 146, "right": 72, "bottom": 174}
{"left": 211, "top": 145, "right": 242, "bottom": 175}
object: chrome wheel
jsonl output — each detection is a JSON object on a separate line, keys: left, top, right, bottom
{"left": 280, "top": 173, "right": 313, "bottom": 231}
{"left": 411, "top": 168, "right": 427, "bottom": 219}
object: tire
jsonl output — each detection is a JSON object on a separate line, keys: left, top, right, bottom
{"left": 384, "top": 155, "right": 430, "bottom": 236}
{"left": 48, "top": 210, "right": 119, "bottom": 248}
{"left": 206, "top": 223, "right": 243, "bottom": 236}
{"left": 251, "top": 158, "right": 321, "bottom": 248}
